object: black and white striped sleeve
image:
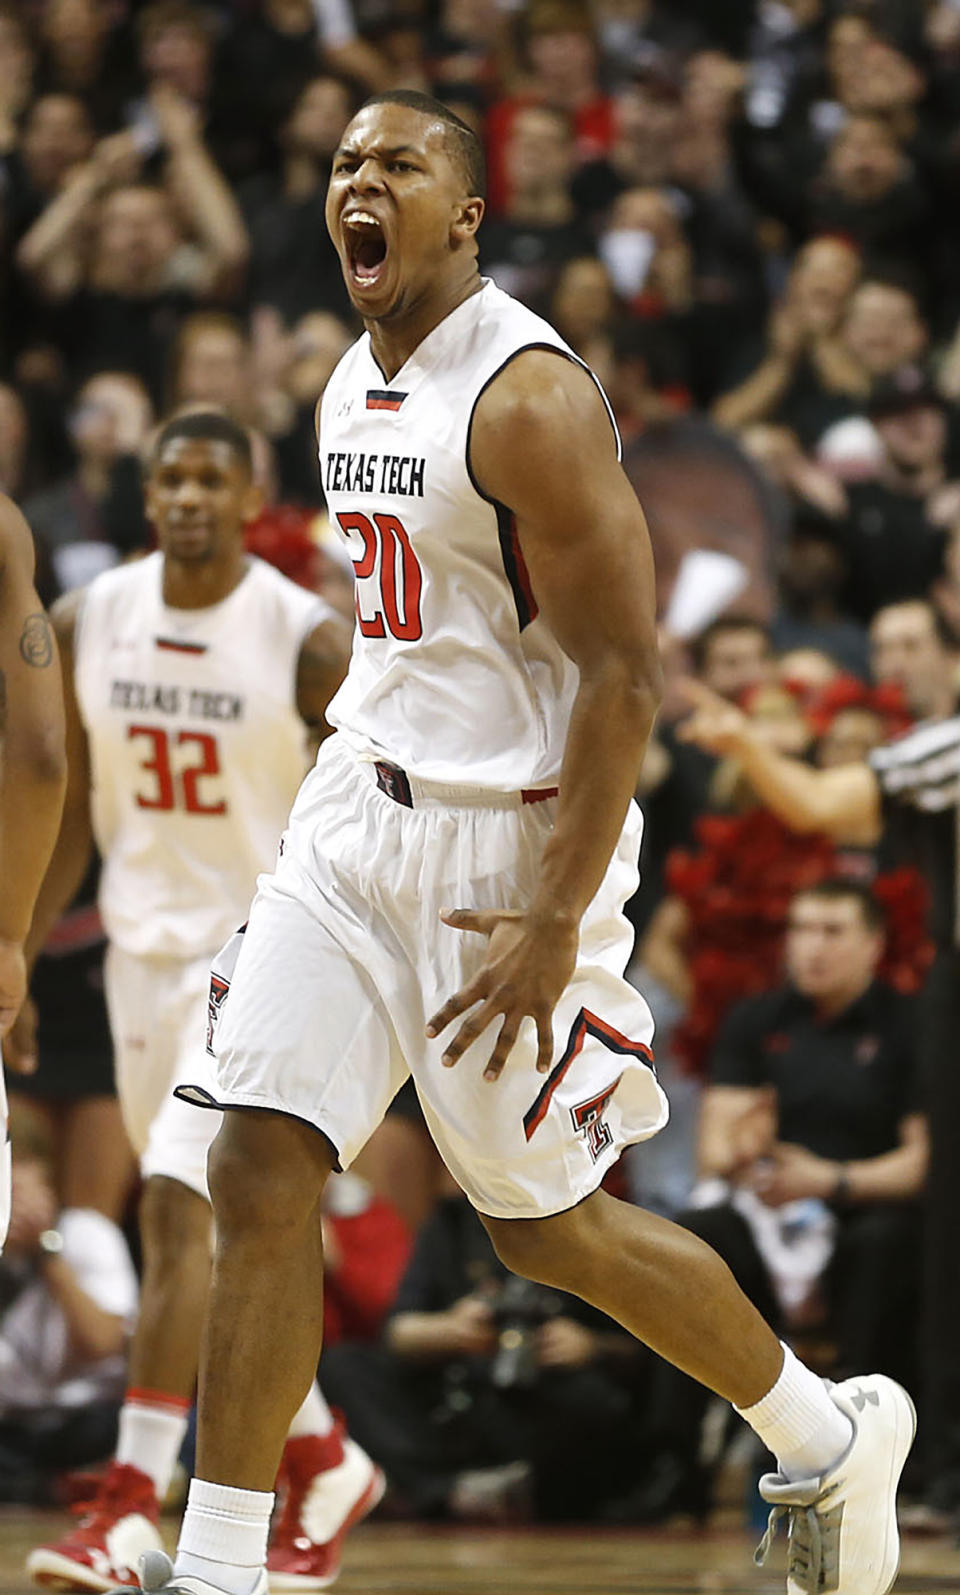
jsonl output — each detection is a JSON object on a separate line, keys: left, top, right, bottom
{"left": 869, "top": 716, "right": 960, "bottom": 812}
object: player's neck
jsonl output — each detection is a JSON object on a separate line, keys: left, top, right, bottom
{"left": 161, "top": 549, "right": 250, "bottom": 611}
{"left": 367, "top": 273, "right": 483, "bottom": 383}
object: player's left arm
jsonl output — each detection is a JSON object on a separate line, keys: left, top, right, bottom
{"left": 295, "top": 612, "right": 353, "bottom": 742}
{"left": 0, "top": 497, "right": 67, "bottom": 1035}
{"left": 427, "top": 351, "right": 662, "bottom": 1078}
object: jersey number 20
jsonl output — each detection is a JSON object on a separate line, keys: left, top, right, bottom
{"left": 128, "top": 725, "right": 227, "bottom": 815}
{"left": 338, "top": 511, "right": 422, "bottom": 641}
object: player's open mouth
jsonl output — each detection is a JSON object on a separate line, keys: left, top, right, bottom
{"left": 343, "top": 212, "right": 388, "bottom": 286}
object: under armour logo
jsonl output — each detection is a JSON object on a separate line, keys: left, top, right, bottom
{"left": 849, "top": 1387, "right": 880, "bottom": 1412}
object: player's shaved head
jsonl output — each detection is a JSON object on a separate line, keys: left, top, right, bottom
{"left": 150, "top": 408, "right": 253, "bottom": 476}
{"left": 361, "top": 90, "right": 486, "bottom": 200}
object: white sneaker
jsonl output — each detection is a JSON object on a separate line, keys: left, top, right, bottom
{"left": 755, "top": 1373, "right": 917, "bottom": 1594}
{"left": 123, "top": 1551, "right": 270, "bottom": 1595}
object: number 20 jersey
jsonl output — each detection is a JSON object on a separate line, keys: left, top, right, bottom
{"left": 320, "top": 280, "right": 620, "bottom": 791}
{"left": 74, "top": 551, "right": 328, "bottom": 960}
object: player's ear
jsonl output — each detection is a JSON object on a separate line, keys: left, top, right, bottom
{"left": 451, "top": 196, "right": 484, "bottom": 246}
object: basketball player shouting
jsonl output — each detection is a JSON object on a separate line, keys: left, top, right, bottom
{"left": 23, "top": 413, "right": 383, "bottom": 1592}
{"left": 0, "top": 493, "right": 66, "bottom": 1243}
{"left": 137, "top": 97, "right": 912, "bottom": 1595}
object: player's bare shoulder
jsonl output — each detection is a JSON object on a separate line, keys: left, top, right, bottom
{"left": 469, "top": 348, "right": 618, "bottom": 511}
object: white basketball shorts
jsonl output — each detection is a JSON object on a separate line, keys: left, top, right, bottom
{"left": 106, "top": 944, "right": 220, "bottom": 1200}
{"left": 180, "top": 735, "right": 668, "bottom": 1220}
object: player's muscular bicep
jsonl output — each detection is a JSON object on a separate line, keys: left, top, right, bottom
{"left": 470, "top": 353, "right": 658, "bottom": 680}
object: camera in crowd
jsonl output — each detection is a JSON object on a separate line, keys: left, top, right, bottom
{"left": 490, "top": 1275, "right": 561, "bottom": 1391}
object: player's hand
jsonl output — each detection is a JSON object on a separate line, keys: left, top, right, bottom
{"left": 675, "top": 679, "right": 751, "bottom": 757}
{"left": 0, "top": 940, "right": 29, "bottom": 1052}
{"left": 427, "top": 907, "right": 579, "bottom": 1080}
{"left": 3, "top": 992, "right": 38, "bottom": 1074}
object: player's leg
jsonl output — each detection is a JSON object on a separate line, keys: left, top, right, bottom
{"left": 168, "top": 868, "right": 407, "bottom": 1595}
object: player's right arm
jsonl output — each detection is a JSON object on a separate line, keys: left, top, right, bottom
{"left": 5, "top": 590, "right": 93, "bottom": 1072}
{"left": 677, "top": 680, "right": 882, "bottom": 842}
{"left": 21, "top": 590, "right": 94, "bottom": 969}
{"left": 0, "top": 498, "right": 67, "bottom": 1038}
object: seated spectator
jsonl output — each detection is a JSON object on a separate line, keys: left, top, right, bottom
{"left": 36, "top": 0, "right": 132, "bottom": 131}
{"left": 0, "top": 1112, "right": 137, "bottom": 1505}
{"left": 479, "top": 104, "right": 593, "bottom": 314}
{"left": 322, "top": 1186, "right": 646, "bottom": 1523}
{"left": 320, "top": 1172, "right": 412, "bottom": 1348}
{"left": 630, "top": 878, "right": 928, "bottom": 1522}
{"left": 168, "top": 311, "right": 256, "bottom": 421}
{"left": 241, "top": 74, "right": 355, "bottom": 325}
{"left": 23, "top": 371, "right": 154, "bottom": 599}
{"left": 827, "top": 366, "right": 954, "bottom": 623}
{"left": 548, "top": 254, "right": 617, "bottom": 355}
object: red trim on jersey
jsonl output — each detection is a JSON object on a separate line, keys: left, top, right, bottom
{"left": 125, "top": 1386, "right": 192, "bottom": 1414}
{"left": 155, "top": 637, "right": 208, "bottom": 654}
{"left": 523, "top": 1008, "right": 654, "bottom": 1141}
{"left": 520, "top": 786, "right": 558, "bottom": 804}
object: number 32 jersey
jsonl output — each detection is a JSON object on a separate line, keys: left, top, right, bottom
{"left": 320, "top": 280, "right": 619, "bottom": 791}
{"left": 74, "top": 552, "right": 328, "bottom": 960}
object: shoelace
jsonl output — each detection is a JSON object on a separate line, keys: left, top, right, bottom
{"left": 754, "top": 1501, "right": 824, "bottom": 1594}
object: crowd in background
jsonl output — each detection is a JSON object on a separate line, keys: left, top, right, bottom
{"left": 1, "top": 0, "right": 959, "bottom": 1535}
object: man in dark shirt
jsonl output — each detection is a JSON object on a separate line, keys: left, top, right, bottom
{"left": 632, "top": 878, "right": 927, "bottom": 1521}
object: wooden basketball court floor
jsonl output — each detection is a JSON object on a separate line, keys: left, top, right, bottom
{"left": 0, "top": 1515, "right": 957, "bottom": 1595}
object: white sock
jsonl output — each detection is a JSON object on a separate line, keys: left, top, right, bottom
{"left": 736, "top": 1343, "right": 853, "bottom": 1482}
{"left": 175, "top": 1478, "right": 274, "bottom": 1595}
{"left": 116, "top": 1391, "right": 190, "bottom": 1499}
{"left": 286, "top": 1382, "right": 335, "bottom": 1439}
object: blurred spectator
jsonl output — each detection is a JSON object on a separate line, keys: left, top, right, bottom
{"left": 772, "top": 527, "right": 870, "bottom": 679}
{"left": 241, "top": 73, "right": 355, "bottom": 325}
{"left": 320, "top": 1172, "right": 412, "bottom": 1348}
{"left": 1, "top": 93, "right": 95, "bottom": 247}
{"left": 0, "top": 3, "right": 36, "bottom": 158}
{"left": 713, "top": 235, "right": 861, "bottom": 441}
{"left": 825, "top": 367, "right": 955, "bottom": 624}
{"left": 571, "top": 70, "right": 682, "bottom": 220}
{"left": 16, "top": 90, "right": 248, "bottom": 401}
{"left": 36, "top": 0, "right": 132, "bottom": 131}
{"left": 23, "top": 371, "right": 153, "bottom": 600}
{"left": 169, "top": 311, "right": 256, "bottom": 421}
{"left": 322, "top": 1188, "right": 646, "bottom": 1523}
{"left": 548, "top": 254, "right": 616, "bottom": 356}
{"left": 806, "top": 113, "right": 930, "bottom": 271}
{"left": 631, "top": 877, "right": 927, "bottom": 1523}
{"left": 486, "top": 0, "right": 613, "bottom": 215}
{"left": 479, "top": 105, "right": 591, "bottom": 314}
{"left": 0, "top": 1113, "right": 137, "bottom": 1505}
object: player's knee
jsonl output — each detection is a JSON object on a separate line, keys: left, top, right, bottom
{"left": 207, "top": 1110, "right": 333, "bottom": 1235}
{"left": 140, "top": 1175, "right": 212, "bottom": 1269}
{"left": 482, "top": 1213, "right": 571, "bottom": 1289}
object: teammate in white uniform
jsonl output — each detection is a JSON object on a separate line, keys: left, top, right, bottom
{"left": 143, "top": 98, "right": 912, "bottom": 1595}
{"left": 0, "top": 494, "right": 66, "bottom": 1247}
{"left": 23, "top": 412, "right": 382, "bottom": 1593}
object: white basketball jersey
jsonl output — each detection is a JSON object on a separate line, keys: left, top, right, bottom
{"left": 320, "top": 280, "right": 619, "bottom": 789}
{"left": 75, "top": 552, "right": 328, "bottom": 959}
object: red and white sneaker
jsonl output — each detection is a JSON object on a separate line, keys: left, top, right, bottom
{"left": 268, "top": 1425, "right": 385, "bottom": 1590}
{"left": 27, "top": 1462, "right": 163, "bottom": 1591}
